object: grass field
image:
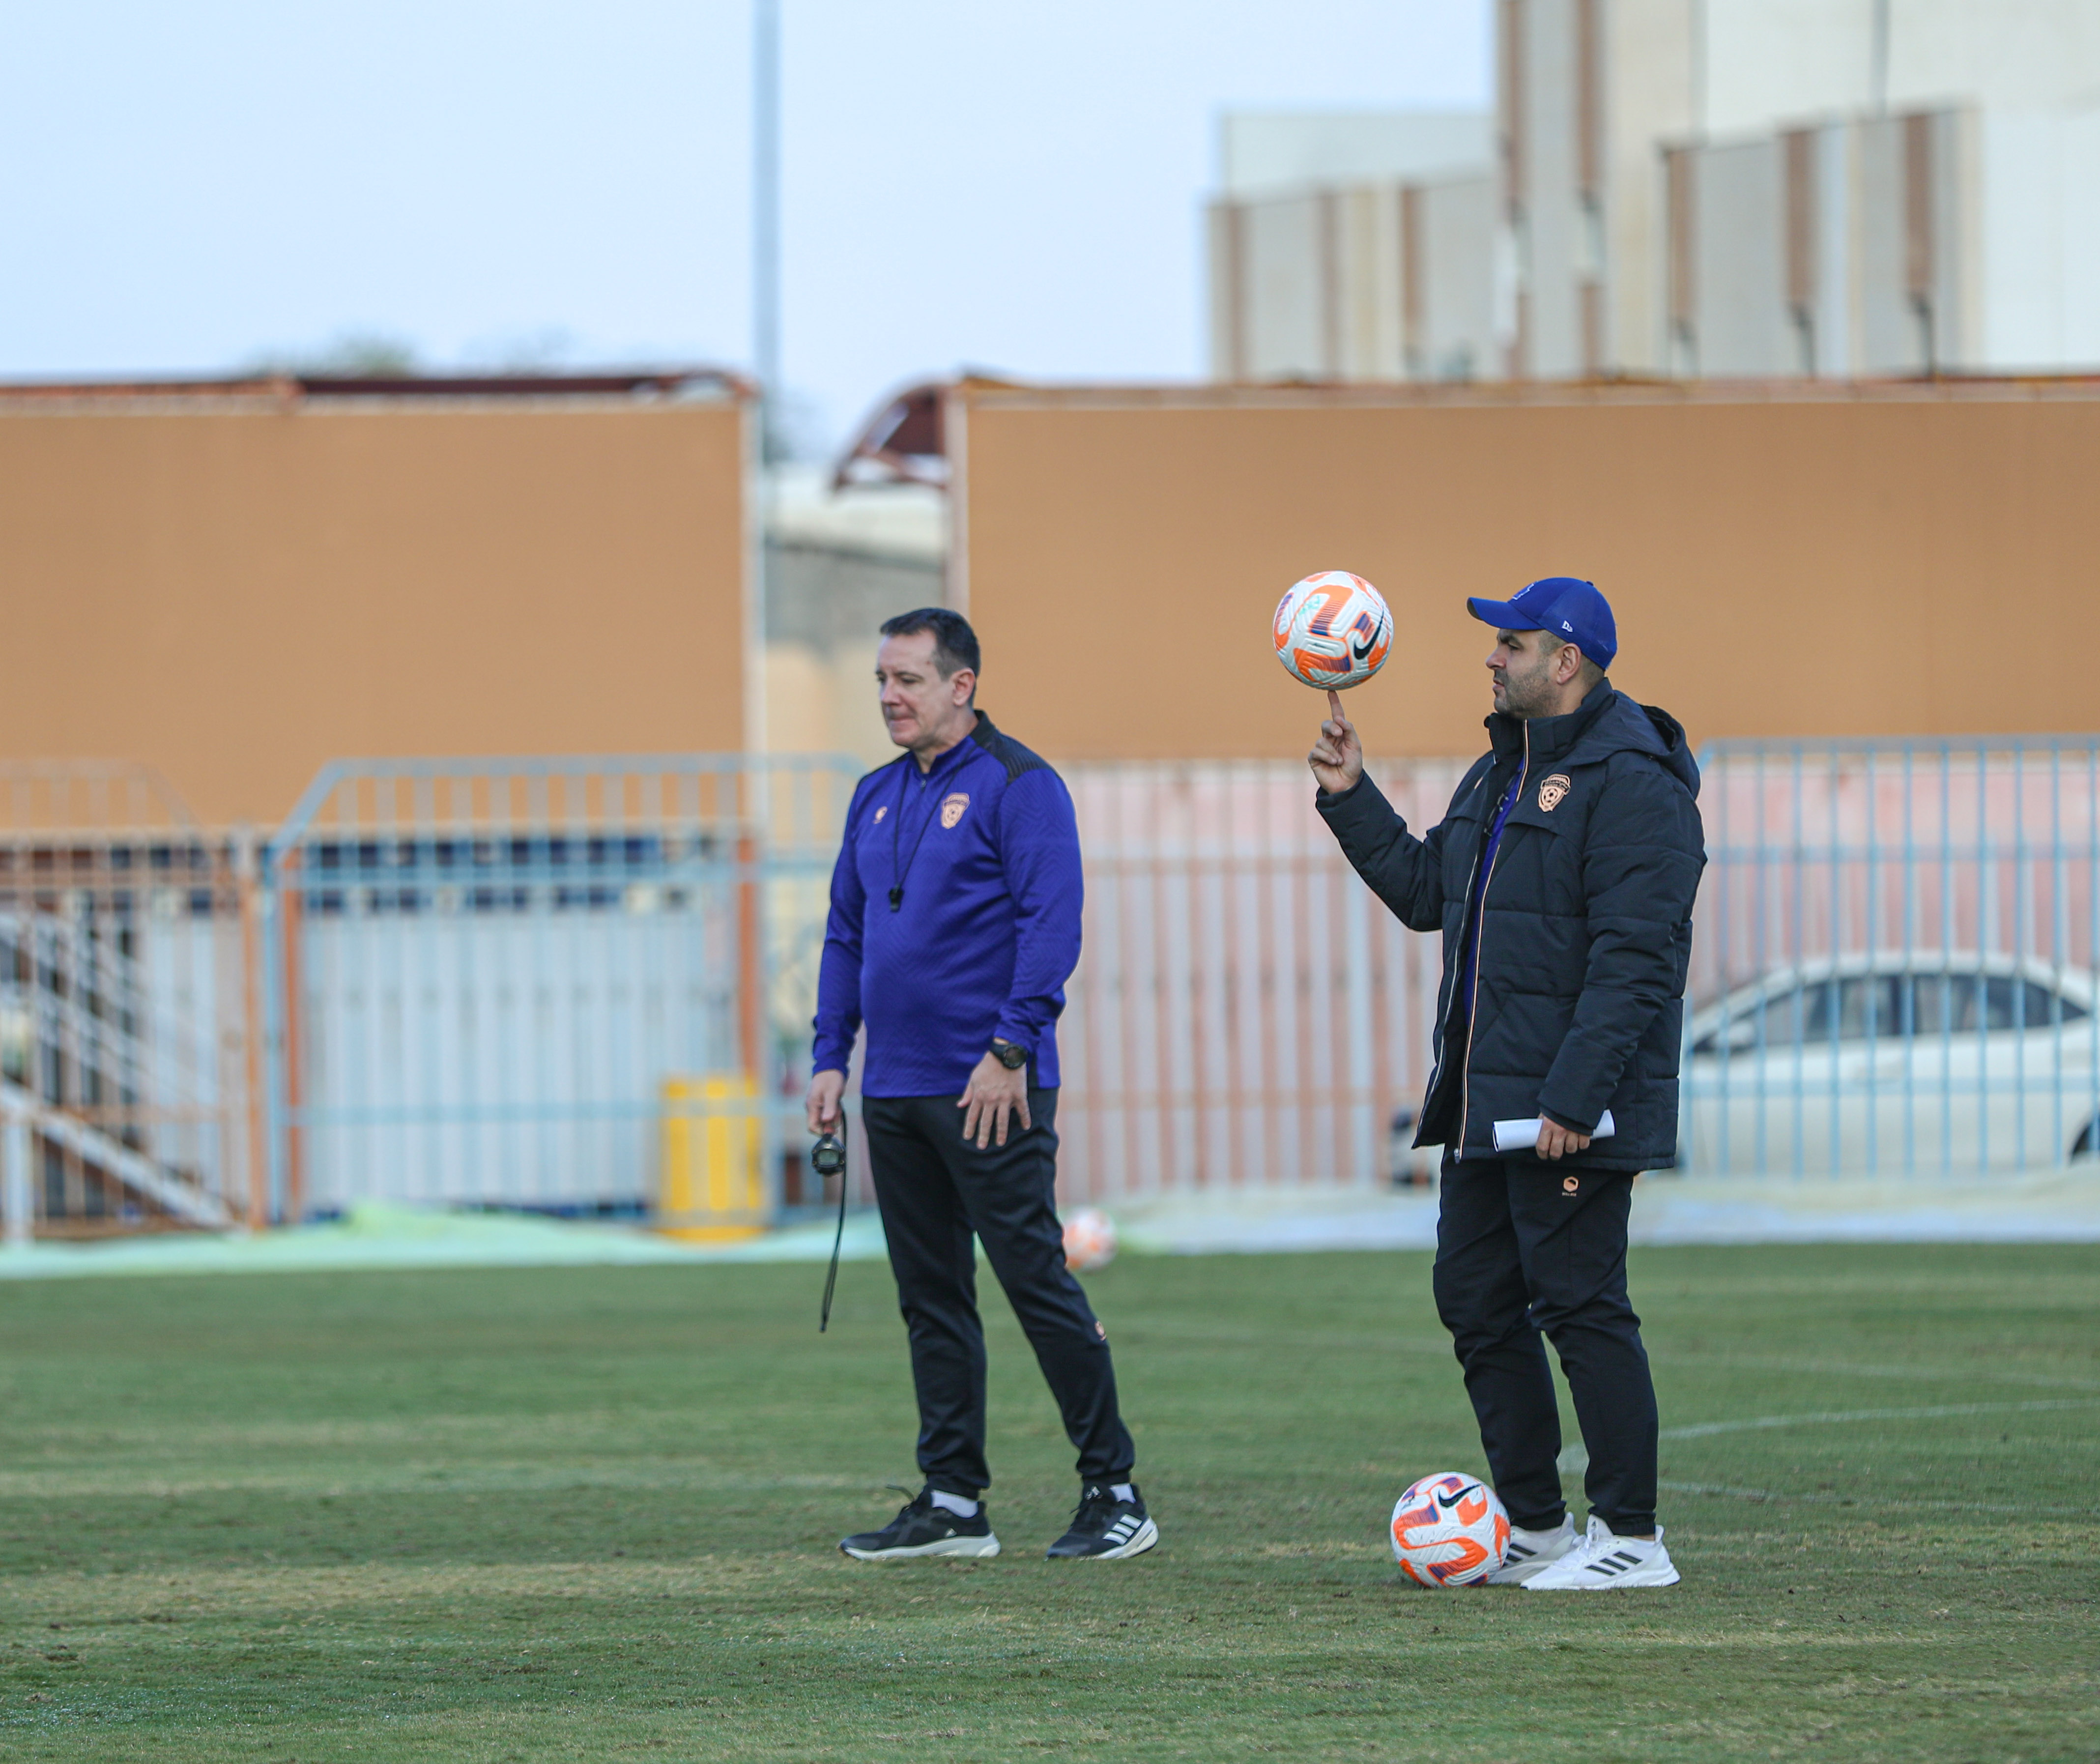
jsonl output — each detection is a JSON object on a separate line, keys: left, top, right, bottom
{"left": 0, "top": 1242, "right": 2095, "bottom": 1762}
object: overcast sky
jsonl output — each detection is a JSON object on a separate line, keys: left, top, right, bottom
{"left": 1, "top": 0, "right": 1488, "bottom": 451}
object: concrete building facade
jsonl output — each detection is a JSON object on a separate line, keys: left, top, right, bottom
{"left": 761, "top": 463, "right": 945, "bottom": 770}
{"left": 1667, "top": 101, "right": 2100, "bottom": 378}
{"left": 1206, "top": 111, "right": 1499, "bottom": 383}
{"left": 1211, "top": 0, "right": 2100, "bottom": 383}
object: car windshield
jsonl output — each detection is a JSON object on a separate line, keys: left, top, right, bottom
{"left": 1696, "top": 972, "right": 2090, "bottom": 1053}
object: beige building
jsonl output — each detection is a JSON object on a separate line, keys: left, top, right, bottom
{"left": 1211, "top": 0, "right": 2100, "bottom": 382}
{"left": 0, "top": 374, "right": 753, "bottom": 827}
{"left": 1206, "top": 111, "right": 1500, "bottom": 383}
{"left": 932, "top": 377, "right": 2100, "bottom": 759}
{"left": 1664, "top": 98, "right": 2100, "bottom": 378}
{"left": 761, "top": 462, "right": 945, "bottom": 770}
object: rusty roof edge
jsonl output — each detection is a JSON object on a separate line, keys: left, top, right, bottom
{"left": 949, "top": 373, "right": 2100, "bottom": 410}
{"left": 0, "top": 366, "right": 754, "bottom": 406}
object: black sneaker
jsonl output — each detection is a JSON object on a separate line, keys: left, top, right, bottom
{"left": 1046, "top": 1482, "right": 1159, "bottom": 1560}
{"left": 839, "top": 1487, "right": 1001, "bottom": 1562}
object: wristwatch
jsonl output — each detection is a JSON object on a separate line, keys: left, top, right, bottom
{"left": 990, "top": 1039, "right": 1029, "bottom": 1070}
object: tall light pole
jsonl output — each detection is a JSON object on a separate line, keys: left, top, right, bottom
{"left": 747, "top": 0, "right": 782, "bottom": 768}
{"left": 753, "top": 0, "right": 781, "bottom": 455}
{"left": 1871, "top": 0, "right": 1891, "bottom": 114}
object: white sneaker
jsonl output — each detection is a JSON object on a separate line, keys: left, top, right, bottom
{"left": 1522, "top": 1515, "right": 1680, "bottom": 1590}
{"left": 1486, "top": 1515, "right": 1579, "bottom": 1585}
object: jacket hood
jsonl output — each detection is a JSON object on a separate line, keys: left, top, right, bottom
{"left": 1488, "top": 683, "right": 1701, "bottom": 799}
{"left": 1632, "top": 700, "right": 1701, "bottom": 799}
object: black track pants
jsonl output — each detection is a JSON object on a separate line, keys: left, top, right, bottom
{"left": 861, "top": 1090, "right": 1135, "bottom": 1498}
{"left": 1432, "top": 1155, "right": 1659, "bottom": 1534}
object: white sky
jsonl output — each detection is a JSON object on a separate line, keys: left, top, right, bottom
{"left": 0, "top": 0, "right": 1488, "bottom": 450}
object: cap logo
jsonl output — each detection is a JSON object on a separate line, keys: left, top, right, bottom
{"left": 1561, "top": 620, "right": 1574, "bottom": 632}
{"left": 1538, "top": 774, "right": 1572, "bottom": 811}
{"left": 940, "top": 792, "right": 971, "bottom": 829}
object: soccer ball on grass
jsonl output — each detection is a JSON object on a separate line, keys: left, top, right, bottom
{"left": 1061, "top": 1207, "right": 1117, "bottom": 1272}
{"left": 1388, "top": 1472, "right": 1510, "bottom": 1587}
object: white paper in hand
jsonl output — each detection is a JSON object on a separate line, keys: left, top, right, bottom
{"left": 1492, "top": 1110, "right": 1616, "bottom": 1154}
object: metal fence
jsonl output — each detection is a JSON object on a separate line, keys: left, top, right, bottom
{"left": 257, "top": 756, "right": 860, "bottom": 1224}
{"left": 1055, "top": 761, "right": 1461, "bottom": 1201}
{"left": 0, "top": 764, "right": 254, "bottom": 1242}
{"left": 1057, "top": 739, "right": 2100, "bottom": 1194}
{"left": 3, "top": 737, "right": 2096, "bottom": 1238}
{"left": 1689, "top": 737, "right": 2100, "bottom": 1176}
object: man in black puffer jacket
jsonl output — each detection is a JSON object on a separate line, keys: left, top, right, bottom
{"left": 1310, "top": 577, "right": 1703, "bottom": 1591}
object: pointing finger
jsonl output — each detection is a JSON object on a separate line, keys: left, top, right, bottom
{"left": 1326, "top": 690, "right": 1344, "bottom": 722}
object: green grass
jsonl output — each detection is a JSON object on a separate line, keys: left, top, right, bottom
{"left": 0, "top": 1243, "right": 2095, "bottom": 1762}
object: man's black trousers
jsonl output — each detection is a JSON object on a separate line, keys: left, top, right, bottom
{"left": 861, "top": 1090, "right": 1135, "bottom": 1498}
{"left": 1434, "top": 1155, "right": 1658, "bottom": 1534}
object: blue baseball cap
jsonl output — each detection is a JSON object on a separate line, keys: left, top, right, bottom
{"left": 1466, "top": 576, "right": 1617, "bottom": 671}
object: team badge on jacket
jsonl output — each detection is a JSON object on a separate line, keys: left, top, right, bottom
{"left": 1537, "top": 773, "right": 1572, "bottom": 812}
{"left": 940, "top": 792, "right": 971, "bottom": 829}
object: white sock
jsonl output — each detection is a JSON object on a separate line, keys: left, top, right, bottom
{"left": 929, "top": 1490, "right": 979, "bottom": 1518}
{"left": 1111, "top": 1482, "right": 1136, "bottom": 1504}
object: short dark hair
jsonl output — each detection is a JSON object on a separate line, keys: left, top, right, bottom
{"left": 879, "top": 607, "right": 980, "bottom": 680}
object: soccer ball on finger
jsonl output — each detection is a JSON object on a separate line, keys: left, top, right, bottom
{"left": 1388, "top": 1472, "right": 1510, "bottom": 1587}
{"left": 1062, "top": 1207, "right": 1117, "bottom": 1272}
{"left": 1272, "top": 570, "right": 1393, "bottom": 690}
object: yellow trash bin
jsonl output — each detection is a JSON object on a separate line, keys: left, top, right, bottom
{"left": 658, "top": 1074, "right": 767, "bottom": 1242}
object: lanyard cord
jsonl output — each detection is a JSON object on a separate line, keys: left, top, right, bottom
{"left": 888, "top": 761, "right": 945, "bottom": 910}
{"left": 818, "top": 1143, "right": 848, "bottom": 1332}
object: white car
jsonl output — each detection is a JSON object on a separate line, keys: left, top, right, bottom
{"left": 1681, "top": 953, "right": 2100, "bottom": 1176}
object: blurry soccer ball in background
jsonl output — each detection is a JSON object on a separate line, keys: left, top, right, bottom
{"left": 1388, "top": 1472, "right": 1510, "bottom": 1587}
{"left": 1062, "top": 1207, "right": 1118, "bottom": 1272}
{"left": 1272, "top": 571, "right": 1393, "bottom": 690}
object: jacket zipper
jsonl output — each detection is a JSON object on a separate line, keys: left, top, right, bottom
{"left": 1422, "top": 850, "right": 1480, "bottom": 1108}
{"left": 1428, "top": 760, "right": 1495, "bottom": 1108}
{"left": 1457, "top": 723, "right": 1528, "bottom": 1157}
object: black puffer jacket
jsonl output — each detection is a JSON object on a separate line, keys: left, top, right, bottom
{"left": 1318, "top": 683, "right": 1705, "bottom": 1172}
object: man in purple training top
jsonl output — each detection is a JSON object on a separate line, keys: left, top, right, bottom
{"left": 808, "top": 607, "right": 1157, "bottom": 1564}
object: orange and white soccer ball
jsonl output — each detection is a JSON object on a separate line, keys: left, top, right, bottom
{"left": 1062, "top": 1207, "right": 1117, "bottom": 1272}
{"left": 1388, "top": 1472, "right": 1510, "bottom": 1587}
{"left": 1272, "top": 570, "right": 1393, "bottom": 690}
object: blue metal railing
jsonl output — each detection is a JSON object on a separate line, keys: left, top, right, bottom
{"left": 37, "top": 733, "right": 2085, "bottom": 1230}
{"left": 1687, "top": 736, "right": 2100, "bottom": 1177}
{"left": 257, "top": 753, "right": 863, "bottom": 1222}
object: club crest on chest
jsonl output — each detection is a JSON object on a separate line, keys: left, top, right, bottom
{"left": 940, "top": 792, "right": 971, "bottom": 829}
{"left": 1537, "top": 773, "right": 1572, "bottom": 812}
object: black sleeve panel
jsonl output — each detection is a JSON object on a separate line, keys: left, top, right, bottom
{"left": 1536, "top": 754, "right": 1707, "bottom": 1134}
{"left": 1315, "top": 772, "right": 1452, "bottom": 935}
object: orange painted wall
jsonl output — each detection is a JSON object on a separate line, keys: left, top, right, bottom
{"left": 0, "top": 397, "right": 749, "bottom": 825}
{"left": 957, "top": 384, "right": 2100, "bottom": 762}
